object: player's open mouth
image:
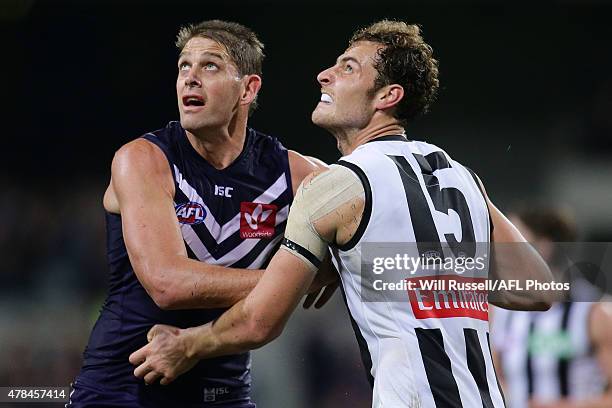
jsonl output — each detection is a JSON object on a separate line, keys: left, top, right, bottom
{"left": 182, "top": 95, "right": 205, "bottom": 107}
{"left": 320, "top": 93, "right": 333, "bottom": 104}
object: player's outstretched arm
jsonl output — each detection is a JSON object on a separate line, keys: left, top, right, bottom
{"left": 129, "top": 166, "right": 362, "bottom": 385}
{"left": 472, "top": 175, "right": 553, "bottom": 311}
{"left": 110, "top": 139, "right": 263, "bottom": 310}
{"left": 128, "top": 249, "right": 317, "bottom": 385}
{"left": 195, "top": 248, "right": 318, "bottom": 356}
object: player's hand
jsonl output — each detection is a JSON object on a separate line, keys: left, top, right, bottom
{"left": 129, "top": 324, "right": 199, "bottom": 386}
{"left": 303, "top": 280, "right": 339, "bottom": 309}
{"left": 304, "top": 256, "right": 340, "bottom": 309}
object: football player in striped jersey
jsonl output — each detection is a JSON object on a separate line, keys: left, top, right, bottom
{"left": 491, "top": 207, "right": 612, "bottom": 408}
{"left": 131, "top": 20, "right": 553, "bottom": 407}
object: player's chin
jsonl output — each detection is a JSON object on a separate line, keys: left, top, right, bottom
{"left": 180, "top": 116, "right": 206, "bottom": 133}
{"left": 311, "top": 108, "right": 332, "bottom": 127}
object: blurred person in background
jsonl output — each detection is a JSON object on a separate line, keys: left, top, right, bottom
{"left": 491, "top": 206, "right": 612, "bottom": 408}
{"left": 68, "top": 19, "right": 335, "bottom": 408}
{"left": 131, "top": 20, "right": 554, "bottom": 408}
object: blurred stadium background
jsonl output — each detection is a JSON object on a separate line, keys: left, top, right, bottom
{"left": 1, "top": 0, "right": 611, "bottom": 406}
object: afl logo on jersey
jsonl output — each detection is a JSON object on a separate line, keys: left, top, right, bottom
{"left": 175, "top": 202, "right": 206, "bottom": 225}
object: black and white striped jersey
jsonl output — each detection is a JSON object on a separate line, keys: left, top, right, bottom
{"left": 491, "top": 300, "right": 605, "bottom": 408}
{"left": 331, "top": 135, "right": 505, "bottom": 408}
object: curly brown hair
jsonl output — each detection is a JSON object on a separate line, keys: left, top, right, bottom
{"left": 350, "top": 20, "right": 439, "bottom": 125}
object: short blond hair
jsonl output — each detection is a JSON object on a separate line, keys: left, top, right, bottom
{"left": 176, "top": 20, "right": 265, "bottom": 113}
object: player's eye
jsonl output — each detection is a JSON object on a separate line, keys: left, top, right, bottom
{"left": 179, "top": 62, "right": 190, "bottom": 71}
{"left": 204, "top": 62, "right": 218, "bottom": 71}
{"left": 344, "top": 64, "right": 354, "bottom": 73}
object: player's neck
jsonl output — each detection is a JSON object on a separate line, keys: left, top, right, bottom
{"left": 335, "top": 120, "right": 405, "bottom": 156}
{"left": 185, "top": 121, "right": 247, "bottom": 170}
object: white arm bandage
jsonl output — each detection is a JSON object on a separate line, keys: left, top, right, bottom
{"left": 281, "top": 164, "right": 364, "bottom": 271}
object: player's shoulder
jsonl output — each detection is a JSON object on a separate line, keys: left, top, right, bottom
{"left": 288, "top": 150, "right": 327, "bottom": 175}
{"left": 247, "top": 127, "right": 287, "bottom": 154}
{"left": 113, "top": 121, "right": 178, "bottom": 164}
{"left": 299, "top": 164, "right": 362, "bottom": 196}
{"left": 246, "top": 127, "right": 294, "bottom": 173}
{"left": 112, "top": 136, "right": 170, "bottom": 179}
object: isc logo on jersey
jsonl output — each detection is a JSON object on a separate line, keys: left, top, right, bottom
{"left": 240, "top": 202, "right": 277, "bottom": 239}
{"left": 175, "top": 202, "right": 206, "bottom": 225}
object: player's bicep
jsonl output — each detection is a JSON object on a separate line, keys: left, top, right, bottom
{"left": 111, "top": 140, "right": 186, "bottom": 287}
{"left": 282, "top": 165, "right": 364, "bottom": 270}
{"left": 281, "top": 173, "right": 330, "bottom": 272}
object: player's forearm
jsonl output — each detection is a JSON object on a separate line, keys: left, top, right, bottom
{"left": 180, "top": 250, "right": 316, "bottom": 357}
{"left": 185, "top": 299, "right": 277, "bottom": 359}
{"left": 489, "top": 206, "right": 555, "bottom": 310}
{"left": 490, "top": 245, "right": 555, "bottom": 310}
{"left": 148, "top": 258, "right": 263, "bottom": 310}
{"left": 490, "top": 292, "right": 551, "bottom": 311}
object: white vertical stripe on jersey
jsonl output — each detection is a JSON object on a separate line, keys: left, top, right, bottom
{"left": 375, "top": 283, "right": 421, "bottom": 407}
{"left": 445, "top": 329, "right": 479, "bottom": 408}
{"left": 505, "top": 312, "right": 530, "bottom": 408}
{"left": 408, "top": 327, "right": 438, "bottom": 408}
{"left": 481, "top": 329, "right": 507, "bottom": 408}
{"left": 495, "top": 302, "right": 606, "bottom": 407}
{"left": 532, "top": 305, "right": 563, "bottom": 401}
{"left": 568, "top": 302, "right": 605, "bottom": 399}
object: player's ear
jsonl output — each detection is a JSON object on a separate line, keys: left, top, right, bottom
{"left": 240, "top": 74, "right": 262, "bottom": 106}
{"left": 374, "top": 84, "right": 404, "bottom": 111}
